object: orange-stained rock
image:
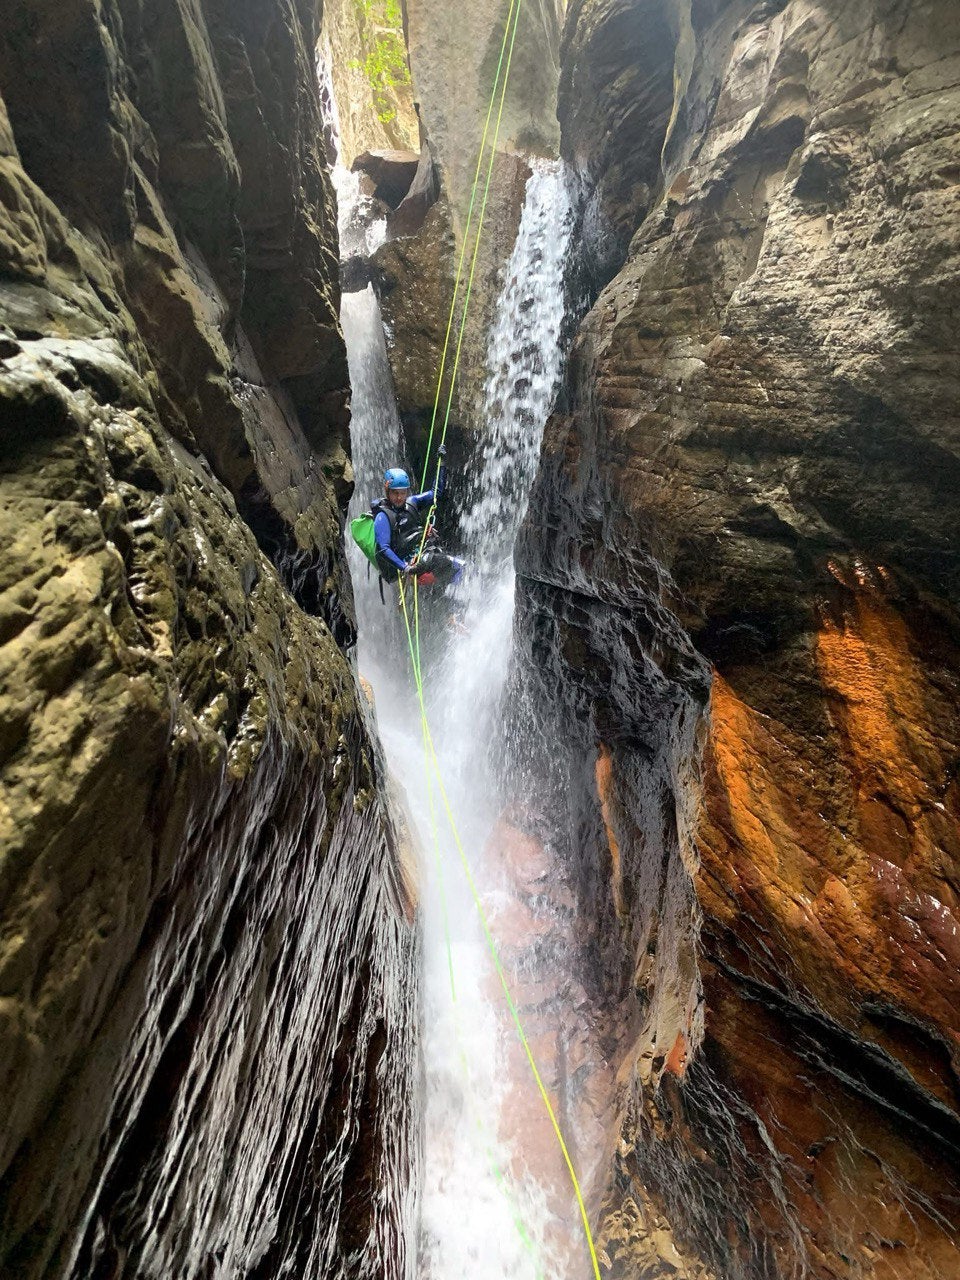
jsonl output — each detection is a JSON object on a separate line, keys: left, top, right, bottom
{"left": 596, "top": 745, "right": 626, "bottom": 918}
{"left": 701, "top": 570, "right": 960, "bottom": 1078}
{"left": 664, "top": 1032, "right": 688, "bottom": 1079}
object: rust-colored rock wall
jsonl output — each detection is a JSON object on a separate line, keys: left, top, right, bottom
{"left": 0, "top": 3, "right": 419, "bottom": 1277}
{"left": 517, "top": 0, "right": 960, "bottom": 1275}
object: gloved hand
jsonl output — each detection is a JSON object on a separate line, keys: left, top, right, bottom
{"left": 403, "top": 558, "right": 419, "bottom": 576}
{"left": 438, "top": 444, "right": 447, "bottom": 460}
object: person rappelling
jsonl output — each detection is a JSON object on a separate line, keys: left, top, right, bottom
{"left": 351, "top": 444, "right": 465, "bottom": 592}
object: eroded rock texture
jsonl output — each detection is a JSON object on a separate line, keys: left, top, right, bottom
{"left": 0, "top": 4, "right": 418, "bottom": 1278}
{"left": 517, "top": 1, "right": 960, "bottom": 1276}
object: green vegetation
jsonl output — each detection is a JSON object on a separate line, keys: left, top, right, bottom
{"left": 351, "top": 0, "right": 411, "bottom": 125}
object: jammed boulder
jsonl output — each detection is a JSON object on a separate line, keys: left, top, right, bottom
{"left": 0, "top": 3, "right": 419, "bottom": 1277}
{"left": 389, "top": 144, "right": 442, "bottom": 237}
{"left": 517, "top": 0, "right": 960, "bottom": 1276}
{"left": 353, "top": 148, "right": 422, "bottom": 208}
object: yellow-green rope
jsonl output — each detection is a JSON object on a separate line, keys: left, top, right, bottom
{"left": 417, "top": 0, "right": 522, "bottom": 490}
{"left": 401, "top": 581, "right": 546, "bottom": 1277}
{"left": 388, "top": 1, "right": 602, "bottom": 1272}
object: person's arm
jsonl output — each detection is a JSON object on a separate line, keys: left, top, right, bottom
{"left": 374, "top": 511, "right": 407, "bottom": 571}
{"left": 412, "top": 447, "right": 447, "bottom": 508}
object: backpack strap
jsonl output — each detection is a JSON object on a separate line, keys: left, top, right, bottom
{"left": 371, "top": 498, "right": 398, "bottom": 534}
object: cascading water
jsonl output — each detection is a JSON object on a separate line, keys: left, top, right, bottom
{"left": 437, "top": 168, "right": 575, "bottom": 796}
{"left": 334, "top": 114, "right": 577, "bottom": 1275}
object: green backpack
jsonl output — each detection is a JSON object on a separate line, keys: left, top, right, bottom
{"left": 350, "top": 513, "right": 380, "bottom": 568}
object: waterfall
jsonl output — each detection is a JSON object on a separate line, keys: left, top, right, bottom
{"left": 337, "top": 138, "right": 577, "bottom": 1277}
{"left": 436, "top": 165, "right": 575, "bottom": 797}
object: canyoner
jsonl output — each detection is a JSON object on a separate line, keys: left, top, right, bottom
{"left": 350, "top": 446, "right": 466, "bottom": 598}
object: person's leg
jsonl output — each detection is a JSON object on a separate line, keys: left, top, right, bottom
{"left": 375, "top": 550, "right": 400, "bottom": 583}
{"left": 416, "top": 550, "right": 464, "bottom": 587}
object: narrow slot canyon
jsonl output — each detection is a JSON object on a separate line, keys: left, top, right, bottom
{"left": 1, "top": 2, "right": 959, "bottom": 1279}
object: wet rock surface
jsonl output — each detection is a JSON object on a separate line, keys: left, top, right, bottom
{"left": 517, "top": 0, "right": 960, "bottom": 1276}
{"left": 371, "top": 147, "right": 532, "bottom": 488}
{"left": 353, "top": 150, "right": 422, "bottom": 210}
{"left": 373, "top": 194, "right": 460, "bottom": 442}
{"left": 404, "top": 0, "right": 564, "bottom": 223}
{"left": 0, "top": 4, "right": 418, "bottom": 1278}
{"left": 559, "top": 0, "right": 680, "bottom": 286}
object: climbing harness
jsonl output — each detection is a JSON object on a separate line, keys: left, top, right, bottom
{"left": 386, "top": 0, "right": 604, "bottom": 1273}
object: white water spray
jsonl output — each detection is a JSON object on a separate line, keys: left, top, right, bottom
{"left": 437, "top": 166, "right": 575, "bottom": 797}
{"left": 337, "top": 138, "right": 576, "bottom": 1276}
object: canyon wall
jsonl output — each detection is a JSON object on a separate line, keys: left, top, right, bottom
{"left": 0, "top": 3, "right": 419, "bottom": 1278}
{"left": 517, "top": 0, "right": 960, "bottom": 1276}
{"left": 403, "top": 0, "right": 564, "bottom": 222}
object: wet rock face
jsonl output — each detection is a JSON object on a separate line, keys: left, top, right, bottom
{"left": 371, "top": 153, "right": 532, "bottom": 484}
{"left": 559, "top": 0, "right": 680, "bottom": 286}
{"left": 3, "top": 0, "right": 357, "bottom": 642}
{"left": 351, "top": 0, "right": 559, "bottom": 487}
{"left": 518, "top": 0, "right": 960, "bottom": 1276}
{"left": 404, "top": 0, "right": 564, "bottom": 223}
{"left": 0, "top": 5, "right": 418, "bottom": 1279}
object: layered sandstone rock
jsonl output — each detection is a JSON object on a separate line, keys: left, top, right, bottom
{"left": 517, "top": 0, "right": 960, "bottom": 1276}
{"left": 0, "top": 3, "right": 418, "bottom": 1277}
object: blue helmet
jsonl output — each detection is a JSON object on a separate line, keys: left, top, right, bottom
{"left": 384, "top": 467, "right": 411, "bottom": 491}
